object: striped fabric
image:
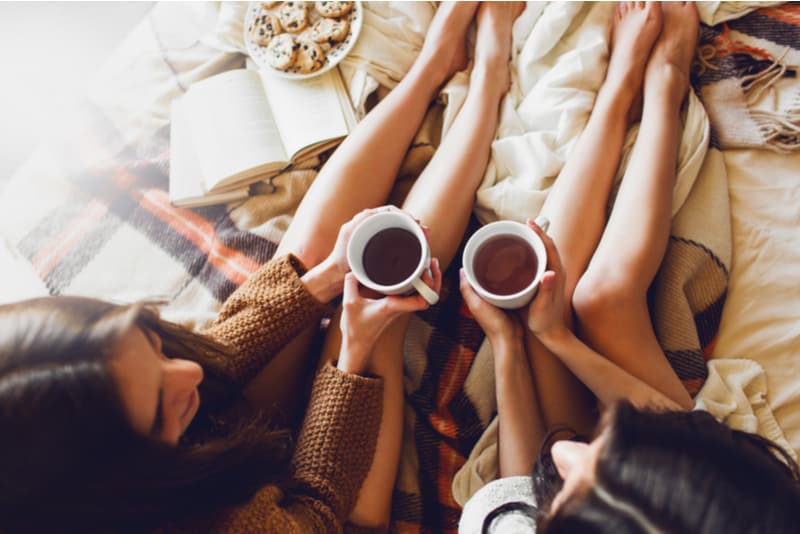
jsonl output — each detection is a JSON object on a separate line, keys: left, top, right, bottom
{"left": 8, "top": 111, "right": 274, "bottom": 316}
{"left": 696, "top": 3, "right": 800, "bottom": 151}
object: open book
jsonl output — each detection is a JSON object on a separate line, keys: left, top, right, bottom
{"left": 169, "top": 67, "right": 357, "bottom": 208}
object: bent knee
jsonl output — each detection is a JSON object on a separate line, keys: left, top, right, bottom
{"left": 572, "top": 267, "right": 645, "bottom": 327}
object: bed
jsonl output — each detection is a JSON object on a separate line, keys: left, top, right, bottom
{"left": 1, "top": 2, "right": 797, "bottom": 532}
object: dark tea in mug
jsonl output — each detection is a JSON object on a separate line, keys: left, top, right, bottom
{"left": 362, "top": 227, "right": 422, "bottom": 286}
{"left": 472, "top": 234, "right": 538, "bottom": 296}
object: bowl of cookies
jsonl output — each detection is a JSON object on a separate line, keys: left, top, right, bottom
{"left": 245, "top": 1, "right": 363, "bottom": 79}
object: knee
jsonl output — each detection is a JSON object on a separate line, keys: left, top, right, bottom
{"left": 572, "top": 265, "right": 643, "bottom": 330}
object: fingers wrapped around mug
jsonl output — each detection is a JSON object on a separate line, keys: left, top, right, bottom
{"left": 526, "top": 218, "right": 563, "bottom": 277}
{"left": 523, "top": 219, "right": 567, "bottom": 339}
{"left": 325, "top": 205, "right": 410, "bottom": 290}
{"left": 459, "top": 268, "right": 521, "bottom": 343}
{"left": 345, "top": 209, "right": 439, "bottom": 305}
{"left": 337, "top": 260, "right": 440, "bottom": 374}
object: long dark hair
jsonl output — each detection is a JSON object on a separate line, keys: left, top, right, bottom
{"left": 535, "top": 402, "right": 800, "bottom": 533}
{"left": 0, "top": 296, "right": 294, "bottom": 533}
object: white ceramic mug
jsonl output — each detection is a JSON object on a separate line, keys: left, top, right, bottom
{"left": 462, "top": 216, "right": 550, "bottom": 309}
{"left": 346, "top": 211, "right": 439, "bottom": 305}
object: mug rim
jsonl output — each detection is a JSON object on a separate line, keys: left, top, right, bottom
{"left": 462, "top": 221, "right": 547, "bottom": 302}
{"left": 346, "top": 211, "right": 429, "bottom": 292}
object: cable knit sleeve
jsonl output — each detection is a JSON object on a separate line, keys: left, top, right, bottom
{"left": 200, "top": 254, "right": 329, "bottom": 387}
{"left": 291, "top": 364, "right": 384, "bottom": 519}
{"left": 176, "top": 364, "right": 384, "bottom": 533}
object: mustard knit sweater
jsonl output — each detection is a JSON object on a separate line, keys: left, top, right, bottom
{"left": 168, "top": 255, "right": 385, "bottom": 533}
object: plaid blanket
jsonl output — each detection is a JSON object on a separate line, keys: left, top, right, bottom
{"left": 1, "top": 3, "right": 798, "bottom": 533}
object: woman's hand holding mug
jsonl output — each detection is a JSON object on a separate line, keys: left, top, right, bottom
{"left": 459, "top": 216, "right": 570, "bottom": 348}
{"left": 346, "top": 209, "right": 439, "bottom": 306}
{"left": 306, "top": 206, "right": 415, "bottom": 303}
{"left": 329, "top": 205, "right": 441, "bottom": 375}
{"left": 332, "top": 207, "right": 411, "bottom": 277}
{"left": 459, "top": 269, "right": 522, "bottom": 347}
{"left": 337, "top": 259, "right": 442, "bottom": 375}
{"left": 522, "top": 219, "right": 569, "bottom": 344}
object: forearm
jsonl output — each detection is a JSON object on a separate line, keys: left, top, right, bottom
{"left": 337, "top": 337, "right": 372, "bottom": 376}
{"left": 202, "top": 255, "right": 329, "bottom": 385}
{"left": 539, "top": 328, "right": 685, "bottom": 411}
{"left": 301, "top": 258, "right": 345, "bottom": 303}
{"left": 292, "top": 364, "right": 384, "bottom": 521}
{"left": 492, "top": 335, "right": 545, "bottom": 478}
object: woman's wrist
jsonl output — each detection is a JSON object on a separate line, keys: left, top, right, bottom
{"left": 336, "top": 337, "right": 372, "bottom": 375}
{"left": 537, "top": 324, "right": 572, "bottom": 353}
{"left": 301, "top": 258, "right": 346, "bottom": 303}
{"left": 489, "top": 331, "right": 524, "bottom": 362}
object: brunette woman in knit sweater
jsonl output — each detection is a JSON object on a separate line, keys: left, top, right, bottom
{"left": 0, "top": 2, "right": 524, "bottom": 533}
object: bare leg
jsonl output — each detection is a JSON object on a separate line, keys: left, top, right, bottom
{"left": 402, "top": 2, "right": 523, "bottom": 266}
{"left": 276, "top": 2, "right": 478, "bottom": 267}
{"left": 573, "top": 2, "right": 698, "bottom": 409}
{"left": 247, "top": 2, "right": 479, "bottom": 424}
{"left": 527, "top": 2, "right": 663, "bottom": 432}
{"left": 541, "top": 2, "right": 662, "bottom": 297}
{"left": 339, "top": 3, "right": 526, "bottom": 527}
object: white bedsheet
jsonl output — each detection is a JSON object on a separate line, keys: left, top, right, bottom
{"left": 713, "top": 149, "right": 800, "bottom": 454}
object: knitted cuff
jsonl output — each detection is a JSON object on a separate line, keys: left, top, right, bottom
{"left": 292, "top": 363, "right": 384, "bottom": 519}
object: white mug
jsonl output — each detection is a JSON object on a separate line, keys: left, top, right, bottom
{"left": 462, "top": 216, "right": 550, "bottom": 309}
{"left": 346, "top": 211, "right": 439, "bottom": 305}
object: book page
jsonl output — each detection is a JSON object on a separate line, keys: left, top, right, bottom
{"left": 169, "top": 98, "right": 206, "bottom": 201}
{"left": 260, "top": 69, "right": 352, "bottom": 161}
{"left": 169, "top": 98, "right": 251, "bottom": 207}
{"left": 331, "top": 67, "right": 358, "bottom": 131}
{"left": 184, "top": 69, "right": 288, "bottom": 190}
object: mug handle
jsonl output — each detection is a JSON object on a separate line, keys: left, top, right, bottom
{"left": 534, "top": 215, "right": 550, "bottom": 233}
{"left": 411, "top": 276, "right": 440, "bottom": 306}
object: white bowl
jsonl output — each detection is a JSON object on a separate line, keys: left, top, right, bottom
{"left": 244, "top": 1, "right": 363, "bottom": 80}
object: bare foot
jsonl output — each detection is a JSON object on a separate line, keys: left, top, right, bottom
{"left": 416, "top": 1, "right": 479, "bottom": 86}
{"left": 644, "top": 1, "right": 699, "bottom": 103}
{"left": 604, "top": 2, "right": 662, "bottom": 118}
{"left": 473, "top": 1, "right": 526, "bottom": 89}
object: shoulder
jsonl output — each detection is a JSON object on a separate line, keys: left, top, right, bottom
{"left": 459, "top": 475, "right": 538, "bottom": 534}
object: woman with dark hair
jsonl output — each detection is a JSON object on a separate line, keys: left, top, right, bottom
{"left": 0, "top": 2, "right": 526, "bottom": 532}
{"left": 457, "top": 2, "right": 800, "bottom": 533}
{"left": 534, "top": 402, "right": 800, "bottom": 533}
